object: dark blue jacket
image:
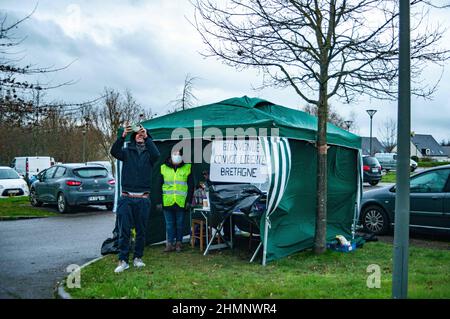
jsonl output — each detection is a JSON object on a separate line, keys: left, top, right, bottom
{"left": 110, "top": 133, "right": 160, "bottom": 193}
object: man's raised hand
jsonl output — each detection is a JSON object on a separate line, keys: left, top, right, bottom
{"left": 122, "top": 122, "right": 133, "bottom": 138}
{"left": 139, "top": 127, "right": 148, "bottom": 139}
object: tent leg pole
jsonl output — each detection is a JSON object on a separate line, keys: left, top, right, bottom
{"left": 203, "top": 227, "right": 218, "bottom": 256}
{"left": 250, "top": 242, "right": 262, "bottom": 263}
{"left": 262, "top": 216, "right": 270, "bottom": 266}
{"left": 113, "top": 159, "right": 120, "bottom": 213}
{"left": 352, "top": 150, "right": 363, "bottom": 241}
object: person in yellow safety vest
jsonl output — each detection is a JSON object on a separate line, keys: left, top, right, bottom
{"left": 155, "top": 149, "right": 193, "bottom": 252}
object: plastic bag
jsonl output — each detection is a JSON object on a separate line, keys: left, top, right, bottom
{"left": 101, "top": 218, "right": 119, "bottom": 255}
{"left": 209, "top": 184, "right": 263, "bottom": 214}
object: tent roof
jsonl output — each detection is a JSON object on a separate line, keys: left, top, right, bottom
{"left": 134, "top": 96, "right": 360, "bottom": 149}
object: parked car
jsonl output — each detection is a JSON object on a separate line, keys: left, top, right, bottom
{"left": 30, "top": 163, "right": 115, "bottom": 213}
{"left": 359, "top": 165, "right": 450, "bottom": 235}
{"left": 0, "top": 166, "right": 30, "bottom": 197}
{"left": 374, "top": 153, "right": 417, "bottom": 172}
{"left": 410, "top": 158, "right": 418, "bottom": 172}
{"left": 10, "top": 156, "right": 55, "bottom": 184}
{"left": 363, "top": 156, "right": 382, "bottom": 186}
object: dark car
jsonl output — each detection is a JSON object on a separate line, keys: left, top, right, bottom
{"left": 359, "top": 165, "right": 450, "bottom": 235}
{"left": 363, "top": 156, "right": 382, "bottom": 186}
{"left": 30, "top": 164, "right": 116, "bottom": 213}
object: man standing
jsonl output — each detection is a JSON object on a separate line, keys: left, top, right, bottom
{"left": 110, "top": 124, "right": 160, "bottom": 273}
{"left": 156, "top": 149, "right": 193, "bottom": 252}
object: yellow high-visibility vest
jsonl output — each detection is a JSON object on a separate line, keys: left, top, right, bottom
{"left": 161, "top": 163, "right": 191, "bottom": 208}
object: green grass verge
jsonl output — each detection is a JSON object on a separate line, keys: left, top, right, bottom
{"left": 418, "top": 161, "right": 450, "bottom": 168}
{"left": 381, "top": 171, "right": 418, "bottom": 183}
{"left": 67, "top": 241, "right": 450, "bottom": 299}
{"left": 0, "top": 196, "right": 58, "bottom": 218}
{"left": 381, "top": 171, "right": 396, "bottom": 183}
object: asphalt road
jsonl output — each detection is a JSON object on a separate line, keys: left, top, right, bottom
{"left": 0, "top": 208, "right": 115, "bottom": 299}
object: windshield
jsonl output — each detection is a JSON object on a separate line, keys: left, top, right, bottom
{"left": 73, "top": 168, "right": 108, "bottom": 178}
{"left": 0, "top": 169, "right": 20, "bottom": 179}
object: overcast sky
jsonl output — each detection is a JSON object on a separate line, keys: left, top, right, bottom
{"left": 2, "top": 0, "right": 449, "bottom": 143}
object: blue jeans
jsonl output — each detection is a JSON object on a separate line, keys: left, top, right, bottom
{"left": 116, "top": 196, "right": 151, "bottom": 262}
{"left": 163, "top": 206, "right": 186, "bottom": 244}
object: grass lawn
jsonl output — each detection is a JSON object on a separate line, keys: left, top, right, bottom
{"left": 0, "top": 196, "right": 58, "bottom": 219}
{"left": 418, "top": 161, "right": 450, "bottom": 168}
{"left": 381, "top": 171, "right": 418, "bottom": 183}
{"left": 381, "top": 171, "right": 397, "bottom": 183}
{"left": 67, "top": 240, "right": 450, "bottom": 299}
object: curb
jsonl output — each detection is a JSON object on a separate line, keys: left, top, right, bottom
{"left": 0, "top": 216, "right": 49, "bottom": 221}
{"left": 55, "top": 255, "right": 106, "bottom": 299}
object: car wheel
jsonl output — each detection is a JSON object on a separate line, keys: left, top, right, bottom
{"left": 369, "top": 180, "right": 379, "bottom": 186}
{"left": 106, "top": 203, "right": 114, "bottom": 211}
{"left": 57, "top": 192, "right": 72, "bottom": 213}
{"left": 361, "top": 205, "right": 390, "bottom": 235}
{"left": 30, "top": 189, "right": 43, "bottom": 207}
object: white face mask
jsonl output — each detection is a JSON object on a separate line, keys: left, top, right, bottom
{"left": 171, "top": 154, "right": 182, "bottom": 164}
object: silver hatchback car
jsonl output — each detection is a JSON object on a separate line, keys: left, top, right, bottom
{"left": 30, "top": 163, "right": 115, "bottom": 213}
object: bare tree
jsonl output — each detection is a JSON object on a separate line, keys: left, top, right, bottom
{"left": 303, "top": 104, "right": 346, "bottom": 129}
{"left": 171, "top": 74, "right": 199, "bottom": 111}
{"left": 0, "top": 8, "right": 74, "bottom": 126}
{"left": 192, "top": 0, "right": 449, "bottom": 253}
{"left": 379, "top": 118, "right": 397, "bottom": 152}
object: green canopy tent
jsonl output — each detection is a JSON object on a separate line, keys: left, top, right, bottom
{"left": 113, "top": 96, "right": 362, "bottom": 264}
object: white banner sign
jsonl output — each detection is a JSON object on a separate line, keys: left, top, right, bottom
{"left": 210, "top": 139, "right": 268, "bottom": 183}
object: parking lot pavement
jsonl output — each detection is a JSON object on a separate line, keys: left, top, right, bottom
{"left": 0, "top": 209, "right": 115, "bottom": 299}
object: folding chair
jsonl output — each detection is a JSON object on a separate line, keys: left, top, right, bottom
{"left": 204, "top": 183, "right": 264, "bottom": 257}
{"left": 203, "top": 204, "right": 233, "bottom": 255}
{"left": 231, "top": 196, "right": 266, "bottom": 262}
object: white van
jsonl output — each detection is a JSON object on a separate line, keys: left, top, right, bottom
{"left": 10, "top": 156, "right": 55, "bottom": 182}
{"left": 374, "top": 153, "right": 418, "bottom": 172}
{"left": 374, "top": 153, "right": 397, "bottom": 171}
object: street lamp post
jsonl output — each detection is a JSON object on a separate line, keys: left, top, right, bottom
{"left": 82, "top": 126, "right": 87, "bottom": 163}
{"left": 344, "top": 120, "right": 353, "bottom": 131}
{"left": 366, "top": 109, "right": 377, "bottom": 156}
{"left": 82, "top": 116, "right": 90, "bottom": 163}
{"left": 393, "top": 0, "right": 411, "bottom": 299}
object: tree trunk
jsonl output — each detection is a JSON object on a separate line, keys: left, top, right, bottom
{"left": 314, "top": 79, "right": 328, "bottom": 254}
